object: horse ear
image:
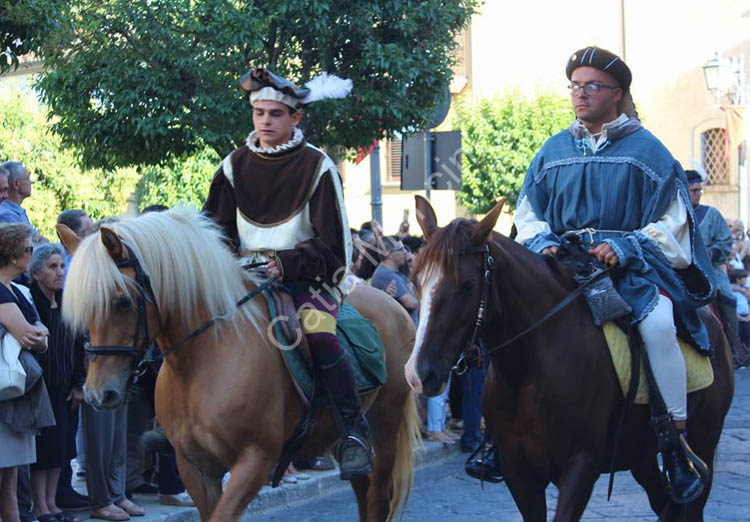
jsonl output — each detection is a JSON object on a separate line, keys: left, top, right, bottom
{"left": 100, "top": 227, "right": 125, "bottom": 262}
{"left": 56, "top": 224, "right": 81, "bottom": 254}
{"left": 471, "top": 199, "right": 505, "bottom": 245}
{"left": 415, "top": 195, "right": 438, "bottom": 240}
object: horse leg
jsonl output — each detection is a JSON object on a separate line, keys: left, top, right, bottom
{"left": 359, "top": 399, "right": 405, "bottom": 521}
{"left": 207, "top": 447, "right": 275, "bottom": 522}
{"left": 501, "top": 449, "right": 548, "bottom": 522}
{"left": 552, "top": 453, "right": 598, "bottom": 522}
{"left": 174, "top": 452, "right": 222, "bottom": 522}
{"left": 350, "top": 476, "right": 371, "bottom": 521}
{"left": 630, "top": 455, "right": 670, "bottom": 518}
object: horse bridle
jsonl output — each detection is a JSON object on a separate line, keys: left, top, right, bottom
{"left": 450, "top": 242, "right": 616, "bottom": 375}
{"left": 84, "top": 242, "right": 275, "bottom": 377}
{"left": 451, "top": 244, "right": 494, "bottom": 375}
{"left": 84, "top": 244, "right": 163, "bottom": 365}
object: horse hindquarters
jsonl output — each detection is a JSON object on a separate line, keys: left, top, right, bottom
{"left": 347, "top": 285, "right": 420, "bottom": 522}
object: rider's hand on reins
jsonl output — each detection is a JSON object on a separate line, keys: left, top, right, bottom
{"left": 267, "top": 259, "right": 281, "bottom": 278}
{"left": 588, "top": 243, "right": 620, "bottom": 266}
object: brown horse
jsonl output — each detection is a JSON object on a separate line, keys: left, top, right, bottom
{"left": 58, "top": 208, "right": 420, "bottom": 522}
{"left": 405, "top": 196, "right": 734, "bottom": 522}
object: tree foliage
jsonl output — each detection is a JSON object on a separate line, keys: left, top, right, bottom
{"left": 454, "top": 90, "right": 573, "bottom": 215}
{"left": 135, "top": 148, "right": 217, "bottom": 210}
{"left": 0, "top": 86, "right": 139, "bottom": 237}
{"left": 0, "top": 0, "right": 63, "bottom": 72}
{"left": 34, "top": 0, "right": 477, "bottom": 170}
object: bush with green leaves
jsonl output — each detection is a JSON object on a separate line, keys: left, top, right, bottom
{"left": 455, "top": 90, "right": 573, "bottom": 215}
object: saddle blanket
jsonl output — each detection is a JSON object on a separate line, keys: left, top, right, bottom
{"left": 263, "top": 290, "right": 387, "bottom": 407}
{"left": 603, "top": 322, "right": 713, "bottom": 404}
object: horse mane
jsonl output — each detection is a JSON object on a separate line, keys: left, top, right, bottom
{"left": 411, "top": 218, "right": 477, "bottom": 285}
{"left": 412, "top": 216, "right": 575, "bottom": 294}
{"left": 63, "top": 207, "right": 263, "bottom": 338}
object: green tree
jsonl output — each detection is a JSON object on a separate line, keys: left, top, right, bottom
{"left": 34, "top": 0, "right": 477, "bottom": 170}
{"left": 0, "top": 0, "right": 63, "bottom": 72}
{"left": 135, "top": 147, "right": 217, "bottom": 210}
{"left": 0, "top": 86, "right": 139, "bottom": 237}
{"left": 454, "top": 90, "right": 573, "bottom": 215}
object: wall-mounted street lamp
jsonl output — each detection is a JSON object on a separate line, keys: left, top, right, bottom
{"left": 703, "top": 52, "right": 745, "bottom": 105}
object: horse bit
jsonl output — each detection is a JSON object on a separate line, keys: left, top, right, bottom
{"left": 84, "top": 243, "right": 275, "bottom": 378}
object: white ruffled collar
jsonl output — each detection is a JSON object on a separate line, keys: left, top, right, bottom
{"left": 246, "top": 128, "right": 304, "bottom": 155}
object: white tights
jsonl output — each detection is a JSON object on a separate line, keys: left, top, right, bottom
{"left": 636, "top": 295, "right": 687, "bottom": 421}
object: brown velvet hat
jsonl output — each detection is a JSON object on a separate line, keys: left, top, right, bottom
{"left": 566, "top": 47, "right": 632, "bottom": 91}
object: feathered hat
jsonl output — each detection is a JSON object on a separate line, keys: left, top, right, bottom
{"left": 239, "top": 68, "right": 353, "bottom": 109}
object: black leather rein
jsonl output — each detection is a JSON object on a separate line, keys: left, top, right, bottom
{"left": 451, "top": 243, "right": 616, "bottom": 374}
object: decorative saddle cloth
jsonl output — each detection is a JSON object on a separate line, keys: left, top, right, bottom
{"left": 261, "top": 289, "right": 387, "bottom": 407}
{"left": 603, "top": 322, "right": 714, "bottom": 404}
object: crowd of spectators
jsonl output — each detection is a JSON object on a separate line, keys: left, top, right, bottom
{"left": 0, "top": 162, "right": 193, "bottom": 522}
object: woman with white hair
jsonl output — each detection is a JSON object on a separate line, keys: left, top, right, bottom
{"left": 28, "top": 244, "right": 85, "bottom": 522}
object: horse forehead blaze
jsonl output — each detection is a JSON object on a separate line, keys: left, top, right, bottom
{"left": 405, "top": 264, "right": 443, "bottom": 386}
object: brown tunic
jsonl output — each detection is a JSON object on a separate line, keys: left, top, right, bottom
{"left": 203, "top": 141, "right": 348, "bottom": 286}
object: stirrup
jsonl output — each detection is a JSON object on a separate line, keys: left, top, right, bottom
{"left": 338, "top": 435, "right": 374, "bottom": 480}
{"left": 657, "top": 434, "right": 708, "bottom": 504}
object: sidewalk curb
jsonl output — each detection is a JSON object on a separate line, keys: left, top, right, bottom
{"left": 129, "top": 441, "right": 459, "bottom": 522}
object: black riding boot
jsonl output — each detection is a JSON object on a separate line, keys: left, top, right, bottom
{"left": 652, "top": 416, "right": 707, "bottom": 504}
{"left": 319, "top": 356, "right": 374, "bottom": 480}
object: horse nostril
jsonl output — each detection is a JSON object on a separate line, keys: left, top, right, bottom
{"left": 101, "top": 389, "right": 121, "bottom": 408}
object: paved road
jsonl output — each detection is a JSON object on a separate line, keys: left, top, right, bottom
{"left": 256, "top": 368, "right": 750, "bottom": 521}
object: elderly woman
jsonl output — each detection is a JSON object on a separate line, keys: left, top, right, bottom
{"left": 28, "top": 244, "right": 84, "bottom": 522}
{"left": 0, "top": 223, "right": 49, "bottom": 522}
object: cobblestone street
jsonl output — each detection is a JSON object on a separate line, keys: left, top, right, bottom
{"left": 256, "top": 368, "right": 750, "bottom": 521}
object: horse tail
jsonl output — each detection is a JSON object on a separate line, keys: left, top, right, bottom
{"left": 387, "top": 390, "right": 422, "bottom": 522}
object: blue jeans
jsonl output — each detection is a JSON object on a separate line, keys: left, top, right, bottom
{"left": 459, "top": 364, "right": 485, "bottom": 450}
{"left": 426, "top": 379, "right": 451, "bottom": 433}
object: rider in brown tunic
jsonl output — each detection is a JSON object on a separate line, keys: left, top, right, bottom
{"left": 203, "top": 68, "right": 374, "bottom": 479}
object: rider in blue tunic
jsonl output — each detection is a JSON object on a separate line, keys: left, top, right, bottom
{"left": 686, "top": 169, "right": 737, "bottom": 332}
{"left": 514, "top": 46, "right": 713, "bottom": 504}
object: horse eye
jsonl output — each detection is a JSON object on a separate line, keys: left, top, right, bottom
{"left": 114, "top": 296, "right": 132, "bottom": 312}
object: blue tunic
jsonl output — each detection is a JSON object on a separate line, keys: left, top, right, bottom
{"left": 518, "top": 123, "right": 715, "bottom": 353}
{"left": 695, "top": 204, "right": 734, "bottom": 304}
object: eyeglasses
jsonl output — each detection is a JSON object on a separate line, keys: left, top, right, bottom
{"left": 689, "top": 188, "right": 704, "bottom": 194}
{"left": 567, "top": 81, "right": 619, "bottom": 96}
{"left": 23, "top": 246, "right": 33, "bottom": 254}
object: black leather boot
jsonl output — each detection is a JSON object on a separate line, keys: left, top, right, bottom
{"left": 661, "top": 433, "right": 706, "bottom": 504}
{"left": 465, "top": 442, "right": 503, "bottom": 483}
{"left": 319, "top": 356, "right": 374, "bottom": 480}
{"left": 651, "top": 415, "right": 707, "bottom": 504}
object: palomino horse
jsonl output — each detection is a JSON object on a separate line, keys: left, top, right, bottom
{"left": 59, "top": 208, "right": 420, "bottom": 522}
{"left": 405, "top": 196, "right": 734, "bottom": 521}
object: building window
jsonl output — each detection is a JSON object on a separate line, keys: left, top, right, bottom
{"left": 701, "top": 128, "right": 728, "bottom": 185}
{"left": 386, "top": 138, "right": 402, "bottom": 182}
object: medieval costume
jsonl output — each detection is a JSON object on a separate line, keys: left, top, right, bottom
{"left": 514, "top": 46, "right": 712, "bottom": 504}
{"left": 203, "top": 68, "right": 373, "bottom": 480}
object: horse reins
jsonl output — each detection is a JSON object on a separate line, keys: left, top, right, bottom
{"left": 84, "top": 244, "right": 275, "bottom": 375}
{"left": 451, "top": 243, "right": 617, "bottom": 375}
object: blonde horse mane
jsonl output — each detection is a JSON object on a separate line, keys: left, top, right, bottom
{"left": 63, "top": 206, "right": 264, "bottom": 338}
